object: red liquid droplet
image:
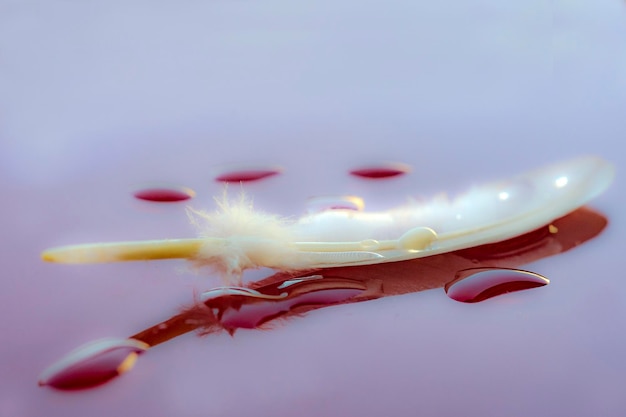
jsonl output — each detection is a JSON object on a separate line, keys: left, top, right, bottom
{"left": 350, "top": 163, "right": 411, "bottom": 179}
{"left": 39, "top": 338, "right": 147, "bottom": 390}
{"left": 215, "top": 167, "right": 281, "bottom": 183}
{"left": 445, "top": 268, "right": 549, "bottom": 303}
{"left": 133, "top": 186, "right": 195, "bottom": 202}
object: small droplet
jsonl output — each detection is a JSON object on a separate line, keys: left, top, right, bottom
{"left": 349, "top": 162, "right": 411, "bottom": 179}
{"left": 397, "top": 227, "right": 437, "bottom": 250}
{"left": 445, "top": 268, "right": 549, "bottom": 303}
{"left": 38, "top": 338, "right": 148, "bottom": 390}
{"left": 215, "top": 166, "right": 281, "bottom": 183}
{"left": 133, "top": 186, "right": 195, "bottom": 202}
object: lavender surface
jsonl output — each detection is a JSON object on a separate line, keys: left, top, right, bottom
{"left": 1, "top": 1, "right": 624, "bottom": 416}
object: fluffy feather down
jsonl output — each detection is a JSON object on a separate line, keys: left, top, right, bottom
{"left": 187, "top": 193, "right": 308, "bottom": 284}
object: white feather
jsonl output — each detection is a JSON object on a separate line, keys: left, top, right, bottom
{"left": 41, "top": 156, "right": 614, "bottom": 285}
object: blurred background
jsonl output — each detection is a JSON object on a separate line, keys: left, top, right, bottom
{"left": 1, "top": 1, "right": 624, "bottom": 416}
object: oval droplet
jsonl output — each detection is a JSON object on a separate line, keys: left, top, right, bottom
{"left": 349, "top": 162, "right": 411, "bottom": 179}
{"left": 133, "top": 186, "right": 195, "bottom": 202}
{"left": 445, "top": 268, "right": 549, "bottom": 303}
{"left": 38, "top": 338, "right": 148, "bottom": 390}
{"left": 215, "top": 166, "right": 282, "bottom": 183}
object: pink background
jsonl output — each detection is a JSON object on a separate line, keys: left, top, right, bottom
{"left": 1, "top": 1, "right": 624, "bottom": 416}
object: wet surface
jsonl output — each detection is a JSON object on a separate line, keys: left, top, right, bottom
{"left": 1, "top": 1, "right": 625, "bottom": 416}
{"left": 32, "top": 206, "right": 606, "bottom": 391}
{"left": 37, "top": 204, "right": 595, "bottom": 390}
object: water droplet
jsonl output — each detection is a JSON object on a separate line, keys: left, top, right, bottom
{"left": 445, "top": 268, "right": 549, "bottom": 303}
{"left": 215, "top": 166, "right": 282, "bottom": 183}
{"left": 38, "top": 338, "right": 148, "bottom": 390}
{"left": 350, "top": 162, "right": 410, "bottom": 179}
{"left": 133, "top": 186, "right": 195, "bottom": 202}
